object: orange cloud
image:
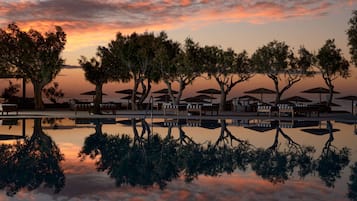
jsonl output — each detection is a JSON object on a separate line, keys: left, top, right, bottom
{"left": 0, "top": 0, "right": 354, "bottom": 64}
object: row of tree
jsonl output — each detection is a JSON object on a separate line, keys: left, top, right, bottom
{"left": 0, "top": 10, "right": 356, "bottom": 111}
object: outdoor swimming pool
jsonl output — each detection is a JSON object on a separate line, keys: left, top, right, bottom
{"left": 0, "top": 117, "right": 357, "bottom": 201}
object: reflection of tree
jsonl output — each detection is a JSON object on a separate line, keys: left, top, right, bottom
{"left": 79, "top": 119, "right": 352, "bottom": 192}
{"left": 80, "top": 120, "right": 181, "bottom": 189}
{"left": 177, "top": 124, "right": 197, "bottom": 145}
{"left": 42, "top": 118, "right": 64, "bottom": 129}
{"left": 349, "top": 162, "right": 357, "bottom": 201}
{"left": 251, "top": 126, "right": 315, "bottom": 184}
{"left": 315, "top": 121, "right": 350, "bottom": 188}
{"left": 214, "top": 120, "right": 253, "bottom": 171}
{"left": 0, "top": 119, "right": 65, "bottom": 196}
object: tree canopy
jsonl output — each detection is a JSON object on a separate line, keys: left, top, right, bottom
{"left": 0, "top": 23, "right": 66, "bottom": 109}
{"left": 347, "top": 10, "right": 357, "bottom": 65}
{"left": 315, "top": 39, "right": 350, "bottom": 107}
{"left": 251, "top": 40, "right": 313, "bottom": 105}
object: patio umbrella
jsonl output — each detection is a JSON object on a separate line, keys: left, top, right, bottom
{"left": 239, "top": 95, "right": 260, "bottom": 102}
{"left": 336, "top": 95, "right": 357, "bottom": 113}
{"left": 193, "top": 94, "right": 216, "bottom": 100}
{"left": 121, "top": 95, "right": 140, "bottom": 100}
{"left": 115, "top": 89, "right": 142, "bottom": 95}
{"left": 121, "top": 95, "right": 140, "bottom": 109}
{"left": 155, "top": 94, "right": 175, "bottom": 102}
{"left": 281, "top": 96, "right": 312, "bottom": 104}
{"left": 80, "top": 90, "right": 107, "bottom": 96}
{"left": 153, "top": 88, "right": 178, "bottom": 94}
{"left": 301, "top": 87, "right": 339, "bottom": 103}
{"left": 313, "top": 101, "right": 340, "bottom": 107}
{"left": 80, "top": 90, "right": 107, "bottom": 101}
{"left": 197, "top": 88, "right": 221, "bottom": 100}
{"left": 244, "top": 87, "right": 275, "bottom": 102}
{"left": 182, "top": 96, "right": 210, "bottom": 104}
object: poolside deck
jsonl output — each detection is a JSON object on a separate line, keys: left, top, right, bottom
{"left": 0, "top": 108, "right": 356, "bottom": 123}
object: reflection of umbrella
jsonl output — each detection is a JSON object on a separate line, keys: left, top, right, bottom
{"left": 115, "top": 89, "right": 142, "bottom": 95}
{"left": 336, "top": 95, "right": 357, "bottom": 113}
{"left": 200, "top": 119, "right": 221, "bottom": 129}
{"left": 153, "top": 88, "right": 178, "bottom": 94}
{"left": 116, "top": 119, "right": 141, "bottom": 126}
{"left": 281, "top": 96, "right": 312, "bottom": 104}
{"left": 244, "top": 87, "right": 275, "bottom": 102}
{"left": 301, "top": 87, "right": 339, "bottom": 102}
{"left": 301, "top": 128, "right": 340, "bottom": 135}
{"left": 0, "top": 135, "right": 25, "bottom": 140}
{"left": 244, "top": 125, "right": 274, "bottom": 132}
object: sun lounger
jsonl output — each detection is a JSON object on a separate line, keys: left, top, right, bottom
{"left": 257, "top": 105, "right": 271, "bottom": 116}
{"left": 278, "top": 104, "right": 294, "bottom": 118}
{"left": 0, "top": 104, "right": 18, "bottom": 115}
{"left": 186, "top": 104, "right": 202, "bottom": 117}
{"left": 100, "top": 103, "right": 118, "bottom": 114}
{"left": 162, "top": 103, "right": 179, "bottom": 116}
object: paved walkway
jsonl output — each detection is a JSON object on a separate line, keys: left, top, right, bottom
{"left": 1, "top": 109, "right": 356, "bottom": 123}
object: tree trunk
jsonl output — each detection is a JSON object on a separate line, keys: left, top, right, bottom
{"left": 219, "top": 83, "right": 226, "bottom": 112}
{"left": 94, "top": 83, "right": 103, "bottom": 114}
{"left": 327, "top": 85, "right": 334, "bottom": 108}
{"left": 131, "top": 79, "right": 140, "bottom": 111}
{"left": 33, "top": 81, "right": 44, "bottom": 110}
{"left": 273, "top": 80, "right": 280, "bottom": 106}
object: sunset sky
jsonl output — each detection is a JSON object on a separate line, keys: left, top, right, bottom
{"left": 1, "top": 0, "right": 356, "bottom": 66}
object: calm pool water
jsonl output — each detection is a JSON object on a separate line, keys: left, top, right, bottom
{"left": 0, "top": 117, "right": 357, "bottom": 201}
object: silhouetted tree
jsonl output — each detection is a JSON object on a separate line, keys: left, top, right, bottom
{"left": 0, "top": 23, "right": 66, "bottom": 109}
{"left": 315, "top": 39, "right": 350, "bottom": 107}
{"left": 203, "top": 46, "right": 253, "bottom": 111}
{"left": 79, "top": 56, "right": 113, "bottom": 114}
{"left": 157, "top": 38, "right": 203, "bottom": 105}
{"left": 104, "top": 32, "right": 161, "bottom": 110}
{"left": 251, "top": 41, "right": 313, "bottom": 105}
{"left": 42, "top": 82, "right": 64, "bottom": 104}
{"left": 347, "top": 10, "right": 357, "bottom": 65}
{"left": 1, "top": 81, "right": 20, "bottom": 102}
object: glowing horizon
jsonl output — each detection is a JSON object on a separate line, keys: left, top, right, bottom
{"left": 1, "top": 0, "right": 356, "bottom": 65}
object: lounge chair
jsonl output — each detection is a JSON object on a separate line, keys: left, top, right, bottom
{"left": 186, "top": 104, "right": 202, "bottom": 117}
{"left": 278, "top": 104, "right": 294, "bottom": 118}
{"left": 257, "top": 105, "right": 271, "bottom": 116}
{"left": 0, "top": 103, "right": 18, "bottom": 115}
{"left": 162, "top": 103, "right": 179, "bottom": 116}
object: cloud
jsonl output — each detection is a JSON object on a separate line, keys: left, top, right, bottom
{"left": 0, "top": 0, "right": 351, "bottom": 32}
{"left": 0, "top": 174, "right": 348, "bottom": 201}
{"left": 0, "top": 0, "right": 354, "bottom": 61}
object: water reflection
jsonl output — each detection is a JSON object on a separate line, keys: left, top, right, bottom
{"left": 1, "top": 118, "right": 356, "bottom": 200}
{"left": 78, "top": 118, "right": 353, "bottom": 193}
{"left": 316, "top": 121, "right": 350, "bottom": 188}
{"left": 349, "top": 162, "right": 357, "bottom": 201}
{"left": 0, "top": 119, "right": 64, "bottom": 196}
